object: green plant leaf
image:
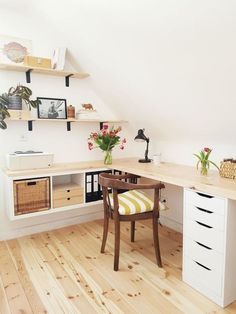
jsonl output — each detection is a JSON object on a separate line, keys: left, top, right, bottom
{"left": 0, "top": 120, "right": 7, "bottom": 129}
{"left": 209, "top": 160, "right": 220, "bottom": 171}
{"left": 194, "top": 153, "right": 201, "bottom": 161}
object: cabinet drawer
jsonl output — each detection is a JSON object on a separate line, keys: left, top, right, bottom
{"left": 184, "top": 237, "right": 223, "bottom": 274}
{"left": 183, "top": 256, "right": 222, "bottom": 296}
{"left": 53, "top": 183, "right": 84, "bottom": 200}
{"left": 185, "top": 218, "right": 224, "bottom": 253}
{"left": 53, "top": 195, "right": 84, "bottom": 208}
{"left": 185, "top": 190, "right": 225, "bottom": 215}
{"left": 185, "top": 203, "right": 225, "bottom": 231}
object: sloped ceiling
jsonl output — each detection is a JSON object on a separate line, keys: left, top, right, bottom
{"left": 2, "top": 0, "right": 236, "bottom": 142}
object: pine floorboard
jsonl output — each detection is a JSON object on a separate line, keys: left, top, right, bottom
{"left": 0, "top": 219, "right": 235, "bottom": 313}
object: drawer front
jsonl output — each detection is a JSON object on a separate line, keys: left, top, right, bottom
{"left": 54, "top": 188, "right": 84, "bottom": 200}
{"left": 185, "top": 189, "right": 225, "bottom": 215}
{"left": 183, "top": 236, "right": 223, "bottom": 274}
{"left": 53, "top": 195, "right": 84, "bottom": 208}
{"left": 185, "top": 218, "right": 224, "bottom": 253}
{"left": 183, "top": 256, "right": 222, "bottom": 297}
{"left": 185, "top": 203, "right": 225, "bottom": 231}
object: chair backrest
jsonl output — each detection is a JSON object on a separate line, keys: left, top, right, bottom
{"left": 99, "top": 172, "right": 164, "bottom": 214}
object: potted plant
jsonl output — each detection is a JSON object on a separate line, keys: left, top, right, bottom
{"left": 0, "top": 84, "right": 40, "bottom": 129}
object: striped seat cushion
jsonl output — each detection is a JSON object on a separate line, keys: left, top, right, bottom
{"left": 109, "top": 190, "right": 154, "bottom": 215}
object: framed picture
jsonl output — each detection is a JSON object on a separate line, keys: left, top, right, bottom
{"left": 37, "top": 97, "right": 67, "bottom": 119}
{"left": 0, "top": 35, "right": 32, "bottom": 64}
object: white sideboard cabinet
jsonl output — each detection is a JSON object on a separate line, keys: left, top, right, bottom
{"left": 4, "top": 167, "right": 112, "bottom": 220}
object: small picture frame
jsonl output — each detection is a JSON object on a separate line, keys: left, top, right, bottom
{"left": 37, "top": 97, "right": 67, "bottom": 119}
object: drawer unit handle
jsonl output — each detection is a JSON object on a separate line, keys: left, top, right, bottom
{"left": 194, "top": 261, "right": 212, "bottom": 271}
{"left": 27, "top": 181, "right": 36, "bottom": 186}
{"left": 196, "top": 192, "right": 214, "bottom": 199}
{"left": 195, "top": 241, "right": 212, "bottom": 250}
{"left": 196, "top": 206, "right": 213, "bottom": 214}
{"left": 67, "top": 189, "right": 70, "bottom": 192}
{"left": 67, "top": 198, "right": 71, "bottom": 200}
{"left": 196, "top": 220, "right": 213, "bottom": 229}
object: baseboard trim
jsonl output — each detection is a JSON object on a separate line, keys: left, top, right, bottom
{"left": 0, "top": 209, "right": 103, "bottom": 241}
{"left": 160, "top": 216, "right": 183, "bottom": 233}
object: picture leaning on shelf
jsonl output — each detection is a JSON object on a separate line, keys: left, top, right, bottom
{"left": 37, "top": 97, "right": 67, "bottom": 119}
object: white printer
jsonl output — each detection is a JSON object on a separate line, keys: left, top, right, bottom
{"left": 6, "top": 151, "right": 54, "bottom": 170}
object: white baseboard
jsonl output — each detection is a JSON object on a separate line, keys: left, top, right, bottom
{"left": 0, "top": 210, "right": 182, "bottom": 241}
{"left": 0, "top": 209, "right": 103, "bottom": 241}
{"left": 160, "top": 216, "right": 183, "bottom": 233}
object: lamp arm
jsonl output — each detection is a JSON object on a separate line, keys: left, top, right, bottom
{"left": 145, "top": 139, "right": 149, "bottom": 160}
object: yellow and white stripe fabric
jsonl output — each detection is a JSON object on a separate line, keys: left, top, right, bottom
{"left": 109, "top": 190, "right": 154, "bottom": 215}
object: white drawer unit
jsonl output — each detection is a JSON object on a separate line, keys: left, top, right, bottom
{"left": 184, "top": 256, "right": 223, "bottom": 296}
{"left": 185, "top": 189, "right": 225, "bottom": 215}
{"left": 184, "top": 217, "right": 224, "bottom": 253}
{"left": 185, "top": 203, "right": 225, "bottom": 231}
{"left": 184, "top": 237, "right": 223, "bottom": 279}
{"left": 183, "top": 188, "right": 236, "bottom": 307}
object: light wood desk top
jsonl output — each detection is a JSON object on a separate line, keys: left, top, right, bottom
{"left": 110, "top": 158, "right": 236, "bottom": 200}
{"left": 4, "top": 157, "right": 236, "bottom": 200}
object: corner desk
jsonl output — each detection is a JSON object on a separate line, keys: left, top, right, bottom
{"left": 4, "top": 157, "right": 236, "bottom": 307}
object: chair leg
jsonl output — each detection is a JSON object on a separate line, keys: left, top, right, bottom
{"left": 152, "top": 215, "right": 162, "bottom": 267}
{"left": 131, "top": 221, "right": 135, "bottom": 242}
{"left": 101, "top": 215, "right": 109, "bottom": 253}
{"left": 114, "top": 218, "right": 120, "bottom": 271}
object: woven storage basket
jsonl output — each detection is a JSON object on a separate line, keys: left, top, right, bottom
{"left": 219, "top": 161, "right": 236, "bottom": 179}
{"left": 14, "top": 177, "right": 50, "bottom": 215}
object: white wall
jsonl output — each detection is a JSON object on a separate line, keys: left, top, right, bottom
{"left": 28, "top": 0, "right": 236, "bottom": 165}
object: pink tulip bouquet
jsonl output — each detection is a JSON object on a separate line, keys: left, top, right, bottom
{"left": 88, "top": 125, "right": 126, "bottom": 164}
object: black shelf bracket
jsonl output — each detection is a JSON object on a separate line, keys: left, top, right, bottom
{"left": 67, "top": 121, "right": 71, "bottom": 131}
{"left": 26, "top": 69, "right": 32, "bottom": 83}
{"left": 28, "top": 120, "right": 33, "bottom": 131}
{"left": 100, "top": 121, "right": 109, "bottom": 130}
{"left": 65, "top": 74, "right": 73, "bottom": 87}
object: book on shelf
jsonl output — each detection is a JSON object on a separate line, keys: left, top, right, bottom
{"left": 76, "top": 109, "right": 100, "bottom": 120}
{"left": 52, "top": 48, "right": 67, "bottom": 70}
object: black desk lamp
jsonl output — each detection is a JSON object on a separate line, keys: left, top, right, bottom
{"left": 134, "top": 129, "right": 151, "bottom": 163}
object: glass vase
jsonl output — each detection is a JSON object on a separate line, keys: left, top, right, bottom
{"left": 200, "top": 162, "right": 208, "bottom": 176}
{"left": 104, "top": 150, "right": 112, "bottom": 165}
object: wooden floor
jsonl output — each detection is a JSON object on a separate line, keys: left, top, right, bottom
{"left": 0, "top": 220, "right": 236, "bottom": 314}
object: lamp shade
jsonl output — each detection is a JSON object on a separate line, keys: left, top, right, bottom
{"left": 134, "top": 129, "right": 148, "bottom": 142}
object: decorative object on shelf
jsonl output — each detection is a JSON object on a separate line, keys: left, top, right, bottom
{"left": 134, "top": 129, "right": 151, "bottom": 163}
{"left": 67, "top": 105, "right": 75, "bottom": 118}
{"left": 220, "top": 159, "right": 236, "bottom": 179}
{"left": 0, "top": 35, "right": 32, "bottom": 64}
{"left": 77, "top": 105, "right": 99, "bottom": 120}
{"left": 52, "top": 47, "right": 67, "bottom": 70}
{"left": 82, "top": 103, "right": 94, "bottom": 110}
{"left": 0, "top": 84, "right": 40, "bottom": 129}
{"left": 37, "top": 97, "right": 67, "bottom": 119}
{"left": 194, "top": 147, "right": 219, "bottom": 176}
{"left": 24, "top": 55, "right": 51, "bottom": 69}
{"left": 88, "top": 125, "right": 126, "bottom": 165}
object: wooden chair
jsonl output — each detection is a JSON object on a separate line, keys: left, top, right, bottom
{"left": 99, "top": 172, "right": 165, "bottom": 271}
